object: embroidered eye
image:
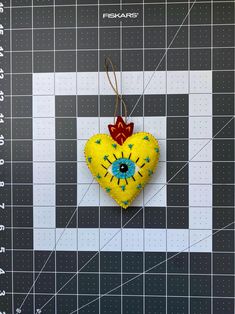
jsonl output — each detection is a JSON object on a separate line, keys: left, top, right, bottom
{"left": 101, "top": 152, "right": 145, "bottom": 185}
{"left": 109, "top": 158, "right": 137, "bottom": 179}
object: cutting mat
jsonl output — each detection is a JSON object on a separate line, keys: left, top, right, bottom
{"left": 0, "top": 0, "right": 234, "bottom": 313}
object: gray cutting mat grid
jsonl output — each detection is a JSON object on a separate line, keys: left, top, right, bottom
{"left": 0, "top": 0, "right": 234, "bottom": 313}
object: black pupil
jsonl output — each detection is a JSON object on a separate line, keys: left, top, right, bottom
{"left": 119, "top": 163, "right": 128, "bottom": 173}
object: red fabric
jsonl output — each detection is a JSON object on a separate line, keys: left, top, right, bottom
{"left": 108, "top": 116, "right": 134, "bottom": 145}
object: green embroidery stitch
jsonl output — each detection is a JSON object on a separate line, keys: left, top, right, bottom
{"left": 145, "top": 157, "right": 150, "bottom": 163}
{"left": 87, "top": 157, "right": 92, "bottom": 163}
{"left": 128, "top": 144, "right": 134, "bottom": 150}
{"left": 95, "top": 139, "right": 101, "bottom": 144}
{"left": 120, "top": 185, "right": 126, "bottom": 191}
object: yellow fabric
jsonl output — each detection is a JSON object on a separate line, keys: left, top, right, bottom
{"left": 84, "top": 132, "right": 160, "bottom": 209}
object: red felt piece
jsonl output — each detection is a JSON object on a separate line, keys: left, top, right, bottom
{"left": 108, "top": 116, "right": 134, "bottom": 145}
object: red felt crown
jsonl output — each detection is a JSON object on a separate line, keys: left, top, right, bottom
{"left": 108, "top": 116, "right": 134, "bottom": 145}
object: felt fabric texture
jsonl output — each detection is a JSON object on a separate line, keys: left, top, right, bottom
{"left": 84, "top": 132, "right": 160, "bottom": 209}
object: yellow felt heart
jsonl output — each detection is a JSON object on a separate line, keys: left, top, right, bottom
{"left": 84, "top": 132, "right": 160, "bottom": 209}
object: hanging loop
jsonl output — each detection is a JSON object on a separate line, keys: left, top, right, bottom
{"left": 104, "top": 57, "right": 128, "bottom": 123}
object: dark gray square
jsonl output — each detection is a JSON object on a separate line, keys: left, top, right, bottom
{"left": 14, "top": 273, "right": 33, "bottom": 293}
{"left": 144, "top": 95, "right": 165, "bottom": 116}
{"left": 121, "top": 5, "right": 143, "bottom": 27}
{"left": 122, "top": 27, "right": 143, "bottom": 49}
{"left": 213, "top": 230, "right": 234, "bottom": 252}
{"left": 13, "top": 251, "right": 33, "bottom": 271}
{"left": 213, "top": 25, "right": 234, "bottom": 47}
{"left": 145, "top": 252, "right": 166, "bottom": 273}
{"left": 55, "top": 51, "right": 76, "bottom": 72}
{"left": 167, "top": 207, "right": 188, "bottom": 228}
{"left": 167, "top": 185, "right": 188, "bottom": 206}
{"left": 78, "top": 273, "right": 99, "bottom": 294}
{"left": 12, "top": 30, "right": 32, "bottom": 51}
{"left": 1, "top": 52, "right": 10, "bottom": 74}
{"left": 167, "top": 49, "right": 188, "bottom": 70}
{"left": 144, "top": 27, "right": 165, "bottom": 48}
{"left": 123, "top": 252, "right": 143, "bottom": 273}
{"left": 100, "top": 206, "right": 121, "bottom": 228}
{"left": 167, "top": 4, "right": 188, "bottom": 25}
{"left": 12, "top": 118, "right": 32, "bottom": 139}
{"left": 34, "top": 52, "right": 54, "bottom": 72}
{"left": 77, "top": 51, "right": 98, "bottom": 72}
{"left": 145, "top": 207, "right": 166, "bottom": 228}
{"left": 35, "top": 273, "right": 55, "bottom": 294}
{"left": 77, "top": 5, "right": 98, "bottom": 27}
{"left": 213, "top": 94, "right": 234, "bottom": 116}
{"left": 213, "top": 253, "right": 234, "bottom": 274}
{"left": 167, "top": 140, "right": 188, "bottom": 161}
{"left": 167, "top": 275, "right": 188, "bottom": 296}
{"left": 122, "top": 50, "right": 143, "bottom": 71}
{"left": 13, "top": 185, "right": 33, "bottom": 205}
{"left": 144, "top": 4, "right": 165, "bottom": 25}
{"left": 56, "top": 140, "right": 77, "bottom": 161}
{"left": 56, "top": 207, "right": 77, "bottom": 228}
{"left": 192, "top": 299, "right": 210, "bottom": 314}
{"left": 56, "top": 273, "right": 77, "bottom": 294}
{"left": 123, "top": 296, "right": 143, "bottom": 314}
{"left": 123, "top": 274, "right": 143, "bottom": 295}
{"left": 190, "top": 275, "right": 211, "bottom": 296}
{"left": 56, "top": 185, "right": 77, "bottom": 205}
{"left": 56, "top": 251, "right": 77, "bottom": 272}
{"left": 12, "top": 141, "right": 32, "bottom": 161}
{"left": 77, "top": 95, "right": 98, "bottom": 117}
{"left": 55, "top": 96, "right": 76, "bottom": 117}
{"left": 56, "top": 162, "right": 77, "bottom": 183}
{"left": 34, "top": 29, "right": 54, "bottom": 50}
{"left": 213, "top": 140, "right": 234, "bottom": 161}
{"left": 101, "top": 297, "right": 121, "bottom": 314}
{"left": 1, "top": 75, "right": 10, "bottom": 95}
{"left": 12, "top": 7, "right": 32, "bottom": 28}
{"left": 0, "top": 163, "right": 11, "bottom": 184}
{"left": 167, "top": 94, "right": 188, "bottom": 116}
{"left": 13, "top": 163, "right": 32, "bottom": 183}
{"left": 213, "top": 2, "right": 234, "bottom": 24}
{"left": 190, "top": 3, "right": 211, "bottom": 24}
{"left": 213, "top": 162, "right": 234, "bottom": 184}
{"left": 213, "top": 208, "right": 234, "bottom": 230}
{"left": 190, "top": 253, "right": 211, "bottom": 274}
{"left": 13, "top": 207, "right": 33, "bottom": 227}
{"left": 100, "top": 252, "right": 121, "bottom": 272}
{"left": 99, "top": 50, "right": 120, "bottom": 71}
{"left": 56, "top": 118, "right": 76, "bottom": 139}
{"left": 167, "top": 117, "right": 188, "bottom": 138}
{"left": 2, "top": 30, "right": 10, "bottom": 51}
{"left": 13, "top": 229, "right": 33, "bottom": 249}
{"left": 144, "top": 49, "right": 166, "bottom": 71}
{"left": 145, "top": 274, "right": 165, "bottom": 295}
{"left": 213, "top": 117, "right": 234, "bottom": 139}
{"left": 57, "top": 295, "right": 77, "bottom": 313}
{"left": 213, "top": 48, "right": 234, "bottom": 70}
{"left": 145, "top": 297, "right": 166, "bottom": 314}
{"left": 190, "top": 49, "right": 211, "bottom": 70}
{"left": 174, "top": 33, "right": 192, "bottom": 56}
{"left": 100, "top": 28, "right": 120, "bottom": 49}
{"left": 167, "top": 162, "right": 188, "bottom": 183}
{"left": 78, "top": 296, "right": 99, "bottom": 313}
{"left": 78, "top": 206, "right": 99, "bottom": 228}
{"left": 213, "top": 276, "right": 234, "bottom": 297}
{"left": 33, "top": 6, "right": 53, "bottom": 28}
{"left": 167, "top": 253, "right": 188, "bottom": 273}
{"left": 77, "top": 28, "right": 98, "bottom": 49}
{"left": 213, "top": 298, "right": 234, "bottom": 314}
{"left": 55, "top": 29, "right": 76, "bottom": 50}
{"left": 12, "top": 96, "right": 32, "bottom": 117}
{"left": 35, "top": 251, "right": 55, "bottom": 272}
{"left": 12, "top": 52, "right": 32, "bottom": 73}
{"left": 100, "top": 274, "right": 121, "bottom": 294}
{"left": 0, "top": 186, "right": 11, "bottom": 206}
{"left": 1, "top": 119, "right": 10, "bottom": 139}
{"left": 122, "top": 207, "right": 143, "bottom": 228}
{"left": 213, "top": 71, "right": 234, "bottom": 93}
{"left": 100, "top": 95, "right": 119, "bottom": 117}
{"left": 213, "top": 185, "right": 234, "bottom": 206}
{"left": 190, "top": 26, "right": 211, "bottom": 47}
{"left": 56, "top": 6, "right": 76, "bottom": 27}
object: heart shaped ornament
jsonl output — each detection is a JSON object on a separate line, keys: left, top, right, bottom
{"left": 84, "top": 116, "right": 160, "bottom": 209}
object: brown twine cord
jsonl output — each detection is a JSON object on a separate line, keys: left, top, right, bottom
{"left": 104, "top": 57, "right": 128, "bottom": 123}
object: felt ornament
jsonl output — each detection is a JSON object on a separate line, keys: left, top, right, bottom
{"left": 84, "top": 58, "right": 160, "bottom": 209}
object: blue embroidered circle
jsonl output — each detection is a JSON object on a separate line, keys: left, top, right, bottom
{"left": 111, "top": 158, "right": 136, "bottom": 179}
